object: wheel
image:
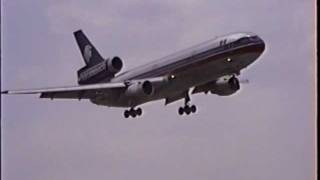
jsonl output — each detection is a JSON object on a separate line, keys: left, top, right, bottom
{"left": 178, "top": 107, "right": 184, "bottom": 115}
{"left": 124, "top": 110, "right": 129, "bottom": 118}
{"left": 136, "top": 108, "right": 142, "bottom": 116}
{"left": 191, "top": 105, "right": 196, "bottom": 113}
{"left": 229, "top": 77, "right": 240, "bottom": 90}
{"left": 184, "top": 106, "right": 191, "bottom": 115}
{"left": 129, "top": 109, "right": 136, "bottom": 118}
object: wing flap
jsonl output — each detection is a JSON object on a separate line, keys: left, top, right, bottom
{"left": 40, "top": 91, "right": 90, "bottom": 99}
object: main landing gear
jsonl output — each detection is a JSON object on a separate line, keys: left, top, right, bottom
{"left": 124, "top": 107, "right": 142, "bottom": 118}
{"left": 178, "top": 104, "right": 197, "bottom": 115}
{"left": 178, "top": 92, "right": 197, "bottom": 115}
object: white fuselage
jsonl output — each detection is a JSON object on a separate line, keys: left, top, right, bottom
{"left": 90, "top": 32, "right": 265, "bottom": 107}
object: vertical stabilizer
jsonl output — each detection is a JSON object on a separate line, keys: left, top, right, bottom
{"left": 73, "top": 30, "right": 104, "bottom": 66}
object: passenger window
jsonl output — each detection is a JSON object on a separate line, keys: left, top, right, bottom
{"left": 219, "top": 39, "right": 227, "bottom": 46}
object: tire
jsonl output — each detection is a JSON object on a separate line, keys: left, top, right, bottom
{"left": 124, "top": 110, "right": 129, "bottom": 118}
{"left": 136, "top": 108, "right": 142, "bottom": 116}
{"left": 178, "top": 107, "right": 184, "bottom": 115}
{"left": 130, "top": 109, "right": 136, "bottom": 118}
{"left": 185, "top": 106, "right": 191, "bottom": 115}
{"left": 191, "top": 105, "right": 196, "bottom": 113}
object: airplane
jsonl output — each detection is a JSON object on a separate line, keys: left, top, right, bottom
{"left": 1, "top": 30, "right": 266, "bottom": 118}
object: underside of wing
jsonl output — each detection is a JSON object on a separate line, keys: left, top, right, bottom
{"left": 39, "top": 91, "right": 92, "bottom": 99}
{"left": 1, "top": 82, "right": 126, "bottom": 99}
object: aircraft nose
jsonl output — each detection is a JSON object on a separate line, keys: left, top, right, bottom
{"left": 256, "top": 36, "right": 266, "bottom": 53}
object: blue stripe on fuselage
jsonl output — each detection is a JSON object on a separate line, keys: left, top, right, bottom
{"left": 114, "top": 37, "right": 264, "bottom": 81}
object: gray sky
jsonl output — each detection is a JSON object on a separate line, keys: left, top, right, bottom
{"left": 2, "top": 0, "right": 316, "bottom": 180}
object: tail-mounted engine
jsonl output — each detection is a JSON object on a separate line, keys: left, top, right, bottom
{"left": 106, "top": 57, "right": 123, "bottom": 74}
{"left": 77, "top": 57, "right": 123, "bottom": 84}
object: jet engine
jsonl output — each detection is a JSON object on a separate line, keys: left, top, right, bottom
{"left": 106, "top": 56, "right": 123, "bottom": 74}
{"left": 210, "top": 76, "right": 240, "bottom": 96}
{"left": 77, "top": 56, "right": 123, "bottom": 84}
{"left": 192, "top": 75, "right": 240, "bottom": 96}
{"left": 125, "top": 81, "right": 154, "bottom": 97}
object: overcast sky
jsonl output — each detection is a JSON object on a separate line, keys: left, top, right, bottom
{"left": 1, "top": 0, "right": 316, "bottom": 180}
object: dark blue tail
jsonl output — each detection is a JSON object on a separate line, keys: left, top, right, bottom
{"left": 74, "top": 30, "right": 104, "bottom": 66}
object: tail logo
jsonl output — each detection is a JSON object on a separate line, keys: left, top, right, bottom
{"left": 83, "top": 45, "right": 92, "bottom": 63}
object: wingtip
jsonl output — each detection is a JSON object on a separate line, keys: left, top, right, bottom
{"left": 1, "top": 90, "right": 9, "bottom": 94}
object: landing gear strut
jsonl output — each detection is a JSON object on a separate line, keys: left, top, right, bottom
{"left": 178, "top": 92, "right": 197, "bottom": 116}
{"left": 124, "top": 107, "right": 142, "bottom": 118}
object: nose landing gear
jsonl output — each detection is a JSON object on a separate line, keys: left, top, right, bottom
{"left": 124, "top": 107, "right": 142, "bottom": 118}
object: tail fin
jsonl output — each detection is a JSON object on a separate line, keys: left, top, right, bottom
{"left": 73, "top": 30, "right": 104, "bottom": 66}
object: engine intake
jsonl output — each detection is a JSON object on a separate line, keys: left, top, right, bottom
{"left": 107, "top": 56, "right": 123, "bottom": 73}
{"left": 192, "top": 75, "right": 240, "bottom": 96}
{"left": 211, "top": 76, "right": 240, "bottom": 96}
{"left": 228, "top": 76, "right": 240, "bottom": 91}
{"left": 125, "top": 81, "right": 154, "bottom": 97}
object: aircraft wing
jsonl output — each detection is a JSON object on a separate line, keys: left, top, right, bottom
{"left": 1, "top": 76, "right": 169, "bottom": 99}
{"left": 1, "top": 82, "right": 126, "bottom": 99}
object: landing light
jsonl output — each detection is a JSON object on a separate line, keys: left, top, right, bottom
{"left": 168, "top": 75, "right": 176, "bottom": 80}
{"left": 227, "top": 58, "right": 232, "bottom": 62}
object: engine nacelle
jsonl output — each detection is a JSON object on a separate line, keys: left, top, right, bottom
{"left": 125, "top": 81, "right": 154, "bottom": 97}
{"left": 192, "top": 75, "right": 240, "bottom": 96}
{"left": 106, "top": 56, "right": 123, "bottom": 74}
{"left": 210, "top": 76, "right": 240, "bottom": 96}
{"left": 77, "top": 56, "right": 123, "bottom": 84}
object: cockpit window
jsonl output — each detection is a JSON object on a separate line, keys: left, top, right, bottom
{"left": 237, "top": 37, "right": 250, "bottom": 44}
{"left": 249, "top": 36, "right": 259, "bottom": 41}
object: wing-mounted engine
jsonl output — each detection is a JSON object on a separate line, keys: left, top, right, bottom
{"left": 192, "top": 75, "right": 240, "bottom": 96}
{"left": 77, "top": 56, "right": 123, "bottom": 84}
{"left": 125, "top": 81, "right": 154, "bottom": 97}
